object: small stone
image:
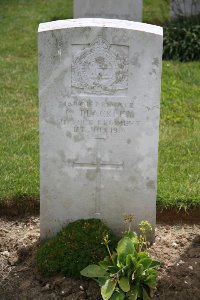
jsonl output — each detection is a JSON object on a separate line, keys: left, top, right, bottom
{"left": 80, "top": 285, "right": 84, "bottom": 291}
{"left": 41, "top": 283, "right": 50, "bottom": 291}
{"left": 167, "top": 262, "right": 174, "bottom": 267}
{"left": 172, "top": 242, "right": 178, "bottom": 248}
{"left": 8, "top": 255, "right": 18, "bottom": 266}
{"left": 188, "top": 266, "right": 193, "bottom": 270}
{"left": 179, "top": 260, "right": 185, "bottom": 264}
{"left": 1, "top": 251, "right": 10, "bottom": 257}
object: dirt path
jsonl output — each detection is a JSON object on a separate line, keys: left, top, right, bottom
{"left": 0, "top": 216, "right": 199, "bottom": 300}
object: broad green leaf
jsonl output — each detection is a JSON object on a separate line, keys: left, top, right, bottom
{"left": 145, "top": 275, "right": 157, "bottom": 289}
{"left": 135, "top": 263, "right": 144, "bottom": 278}
{"left": 139, "top": 258, "right": 152, "bottom": 270}
{"left": 149, "top": 287, "right": 154, "bottom": 298}
{"left": 142, "top": 288, "right": 150, "bottom": 300}
{"left": 111, "top": 252, "right": 118, "bottom": 266}
{"left": 110, "top": 290, "right": 125, "bottom": 300}
{"left": 127, "top": 285, "right": 139, "bottom": 300}
{"left": 99, "top": 259, "right": 111, "bottom": 270}
{"left": 138, "top": 286, "right": 143, "bottom": 298}
{"left": 128, "top": 295, "right": 137, "bottom": 300}
{"left": 138, "top": 252, "right": 148, "bottom": 259}
{"left": 146, "top": 268, "right": 157, "bottom": 277}
{"left": 97, "top": 277, "right": 107, "bottom": 287}
{"left": 117, "top": 237, "right": 135, "bottom": 266}
{"left": 127, "top": 231, "right": 139, "bottom": 250}
{"left": 101, "top": 278, "right": 117, "bottom": 300}
{"left": 118, "top": 277, "right": 130, "bottom": 292}
{"left": 126, "top": 254, "right": 136, "bottom": 268}
{"left": 80, "top": 264, "right": 107, "bottom": 278}
{"left": 150, "top": 260, "right": 160, "bottom": 269}
{"left": 126, "top": 254, "right": 132, "bottom": 266}
{"left": 123, "top": 231, "right": 138, "bottom": 240}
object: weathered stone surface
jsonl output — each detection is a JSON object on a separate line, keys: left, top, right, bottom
{"left": 38, "top": 19, "right": 163, "bottom": 239}
{"left": 170, "top": 0, "right": 200, "bottom": 19}
{"left": 74, "top": 0, "right": 143, "bottom": 21}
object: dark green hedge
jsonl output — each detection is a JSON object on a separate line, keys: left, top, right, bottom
{"left": 163, "top": 15, "right": 200, "bottom": 61}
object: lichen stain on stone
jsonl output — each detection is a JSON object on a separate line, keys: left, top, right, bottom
{"left": 80, "top": 27, "right": 92, "bottom": 36}
{"left": 86, "top": 170, "right": 96, "bottom": 181}
{"left": 146, "top": 180, "right": 155, "bottom": 189}
{"left": 74, "top": 134, "right": 84, "bottom": 142}
{"left": 58, "top": 150, "right": 66, "bottom": 163}
{"left": 130, "top": 53, "right": 141, "bottom": 68}
{"left": 67, "top": 158, "right": 74, "bottom": 164}
{"left": 129, "top": 175, "right": 136, "bottom": 182}
{"left": 65, "top": 131, "right": 72, "bottom": 138}
{"left": 152, "top": 57, "right": 159, "bottom": 67}
{"left": 149, "top": 68, "right": 157, "bottom": 76}
{"left": 46, "top": 116, "right": 56, "bottom": 126}
{"left": 112, "top": 31, "right": 129, "bottom": 44}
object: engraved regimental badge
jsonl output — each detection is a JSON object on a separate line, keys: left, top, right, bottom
{"left": 72, "top": 37, "right": 128, "bottom": 95}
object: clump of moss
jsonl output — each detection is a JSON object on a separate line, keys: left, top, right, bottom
{"left": 36, "top": 219, "right": 117, "bottom": 278}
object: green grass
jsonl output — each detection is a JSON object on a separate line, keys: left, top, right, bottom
{"left": 159, "top": 62, "right": 200, "bottom": 208}
{"left": 143, "top": 0, "right": 169, "bottom": 25}
{"left": 0, "top": 0, "right": 72, "bottom": 203}
{"left": 0, "top": 0, "right": 199, "bottom": 208}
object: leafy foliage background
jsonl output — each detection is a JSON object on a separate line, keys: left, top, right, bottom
{"left": 163, "top": 15, "right": 200, "bottom": 61}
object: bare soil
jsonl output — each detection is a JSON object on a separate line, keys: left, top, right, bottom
{"left": 0, "top": 216, "right": 200, "bottom": 300}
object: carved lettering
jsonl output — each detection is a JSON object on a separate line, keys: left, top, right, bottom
{"left": 60, "top": 97, "right": 140, "bottom": 137}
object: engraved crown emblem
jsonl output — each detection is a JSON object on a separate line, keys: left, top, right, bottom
{"left": 72, "top": 36, "right": 128, "bottom": 95}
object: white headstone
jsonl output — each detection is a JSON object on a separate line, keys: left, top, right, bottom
{"left": 170, "top": 0, "right": 200, "bottom": 19}
{"left": 38, "top": 19, "right": 163, "bottom": 239}
{"left": 74, "top": 0, "right": 143, "bottom": 21}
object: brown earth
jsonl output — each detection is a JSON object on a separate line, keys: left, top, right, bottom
{"left": 0, "top": 216, "right": 200, "bottom": 300}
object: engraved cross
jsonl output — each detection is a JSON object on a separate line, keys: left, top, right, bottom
{"left": 73, "top": 138, "right": 124, "bottom": 215}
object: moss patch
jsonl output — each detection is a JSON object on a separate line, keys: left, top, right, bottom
{"left": 36, "top": 219, "right": 117, "bottom": 278}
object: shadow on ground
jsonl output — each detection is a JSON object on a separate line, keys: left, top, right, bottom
{"left": 0, "top": 195, "right": 39, "bottom": 217}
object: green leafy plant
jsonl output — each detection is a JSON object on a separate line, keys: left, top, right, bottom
{"left": 163, "top": 14, "right": 200, "bottom": 61}
{"left": 81, "top": 217, "right": 160, "bottom": 300}
{"left": 36, "top": 219, "right": 117, "bottom": 278}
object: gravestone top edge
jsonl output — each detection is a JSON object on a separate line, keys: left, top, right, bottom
{"left": 38, "top": 18, "right": 163, "bottom": 36}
